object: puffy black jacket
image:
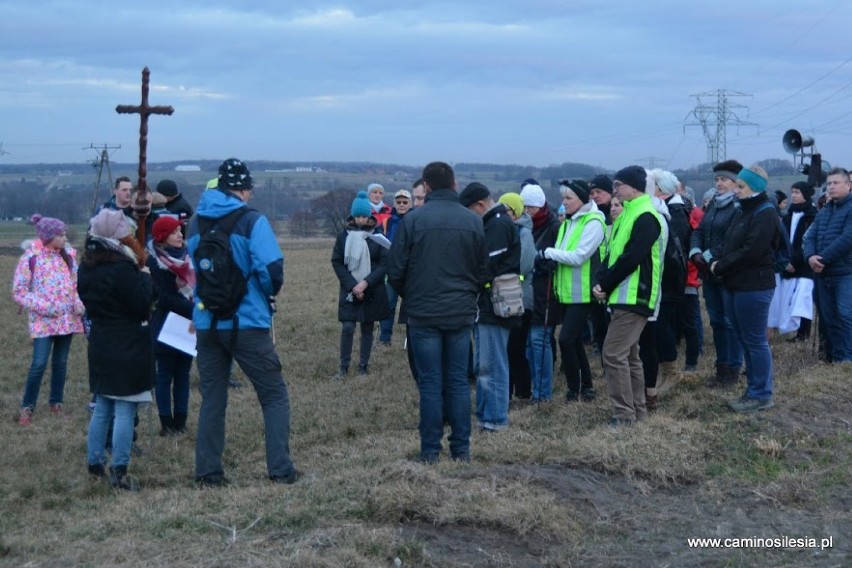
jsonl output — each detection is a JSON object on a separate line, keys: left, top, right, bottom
{"left": 529, "top": 208, "right": 563, "bottom": 326}
{"left": 690, "top": 192, "right": 738, "bottom": 282}
{"left": 387, "top": 189, "right": 488, "bottom": 330}
{"left": 713, "top": 193, "right": 780, "bottom": 291}
{"left": 77, "top": 237, "right": 155, "bottom": 397}
{"left": 803, "top": 193, "right": 852, "bottom": 277}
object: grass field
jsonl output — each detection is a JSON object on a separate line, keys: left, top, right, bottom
{"left": 0, "top": 232, "right": 848, "bottom": 567}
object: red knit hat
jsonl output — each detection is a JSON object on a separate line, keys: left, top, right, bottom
{"left": 151, "top": 216, "right": 182, "bottom": 243}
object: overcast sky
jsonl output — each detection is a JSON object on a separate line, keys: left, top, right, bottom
{"left": 1, "top": 1, "right": 851, "bottom": 172}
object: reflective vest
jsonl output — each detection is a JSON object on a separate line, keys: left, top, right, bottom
{"left": 605, "top": 194, "right": 665, "bottom": 310}
{"left": 553, "top": 212, "right": 605, "bottom": 304}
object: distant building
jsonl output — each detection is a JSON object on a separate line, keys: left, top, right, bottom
{"left": 175, "top": 165, "right": 201, "bottom": 172}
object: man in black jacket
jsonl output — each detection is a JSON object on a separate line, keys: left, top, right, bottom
{"left": 459, "top": 182, "right": 522, "bottom": 432}
{"left": 387, "top": 162, "right": 488, "bottom": 463}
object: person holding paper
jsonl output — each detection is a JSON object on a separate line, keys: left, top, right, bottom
{"left": 330, "top": 191, "right": 391, "bottom": 379}
{"left": 147, "top": 216, "right": 196, "bottom": 435}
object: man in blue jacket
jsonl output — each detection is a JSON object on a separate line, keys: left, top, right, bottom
{"left": 187, "top": 158, "right": 300, "bottom": 486}
{"left": 803, "top": 167, "right": 852, "bottom": 363}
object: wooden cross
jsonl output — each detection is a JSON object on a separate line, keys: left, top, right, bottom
{"left": 116, "top": 66, "right": 174, "bottom": 243}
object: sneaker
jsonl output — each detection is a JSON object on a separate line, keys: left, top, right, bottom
{"left": 728, "top": 398, "right": 774, "bottom": 413}
{"left": 269, "top": 469, "right": 302, "bottom": 485}
{"left": 609, "top": 417, "right": 635, "bottom": 428}
{"left": 18, "top": 407, "right": 33, "bottom": 426}
{"left": 49, "top": 403, "right": 64, "bottom": 416}
{"left": 358, "top": 365, "right": 369, "bottom": 377}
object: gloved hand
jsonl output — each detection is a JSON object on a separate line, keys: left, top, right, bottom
{"left": 534, "top": 255, "right": 557, "bottom": 275}
{"left": 690, "top": 253, "right": 708, "bottom": 270}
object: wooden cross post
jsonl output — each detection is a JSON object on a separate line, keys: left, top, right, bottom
{"left": 116, "top": 67, "right": 174, "bottom": 244}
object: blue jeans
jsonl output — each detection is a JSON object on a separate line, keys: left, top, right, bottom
{"left": 155, "top": 351, "right": 193, "bottom": 417}
{"left": 195, "top": 329, "right": 296, "bottom": 479}
{"left": 703, "top": 280, "right": 742, "bottom": 368}
{"left": 22, "top": 334, "right": 73, "bottom": 409}
{"left": 527, "top": 324, "right": 554, "bottom": 400}
{"left": 379, "top": 283, "right": 399, "bottom": 343}
{"left": 474, "top": 323, "right": 511, "bottom": 431}
{"left": 87, "top": 395, "right": 139, "bottom": 468}
{"left": 723, "top": 288, "right": 774, "bottom": 401}
{"left": 816, "top": 274, "right": 852, "bottom": 362}
{"left": 409, "top": 325, "right": 472, "bottom": 459}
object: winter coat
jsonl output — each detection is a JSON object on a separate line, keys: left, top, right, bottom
{"left": 331, "top": 216, "right": 391, "bottom": 322}
{"left": 712, "top": 192, "right": 780, "bottom": 292}
{"left": 477, "top": 203, "right": 523, "bottom": 329}
{"left": 164, "top": 193, "right": 195, "bottom": 221}
{"left": 77, "top": 237, "right": 155, "bottom": 397}
{"left": 186, "top": 188, "right": 283, "bottom": 330}
{"left": 781, "top": 201, "right": 817, "bottom": 279}
{"left": 146, "top": 243, "right": 195, "bottom": 356}
{"left": 387, "top": 188, "right": 488, "bottom": 330}
{"left": 382, "top": 208, "right": 408, "bottom": 242}
{"left": 803, "top": 193, "right": 852, "bottom": 277}
{"left": 12, "top": 240, "right": 85, "bottom": 338}
{"left": 689, "top": 191, "right": 739, "bottom": 282}
{"left": 530, "top": 207, "right": 563, "bottom": 326}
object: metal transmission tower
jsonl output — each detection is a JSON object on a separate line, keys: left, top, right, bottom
{"left": 684, "top": 90, "right": 757, "bottom": 164}
{"left": 86, "top": 143, "right": 121, "bottom": 216}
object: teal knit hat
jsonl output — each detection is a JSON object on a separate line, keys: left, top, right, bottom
{"left": 351, "top": 191, "right": 372, "bottom": 217}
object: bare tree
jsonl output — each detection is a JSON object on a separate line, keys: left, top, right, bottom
{"left": 311, "top": 188, "right": 356, "bottom": 236}
{"left": 287, "top": 209, "right": 319, "bottom": 238}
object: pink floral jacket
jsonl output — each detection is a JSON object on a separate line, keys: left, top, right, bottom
{"left": 12, "top": 240, "right": 85, "bottom": 338}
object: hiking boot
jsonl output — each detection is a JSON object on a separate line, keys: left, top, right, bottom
{"left": 705, "top": 364, "right": 729, "bottom": 388}
{"left": 657, "top": 361, "right": 682, "bottom": 396}
{"left": 270, "top": 469, "right": 302, "bottom": 485}
{"left": 49, "top": 403, "right": 64, "bottom": 416}
{"left": 332, "top": 366, "right": 348, "bottom": 381}
{"left": 172, "top": 412, "right": 188, "bottom": 434}
{"left": 108, "top": 466, "right": 140, "bottom": 492}
{"left": 580, "top": 387, "right": 597, "bottom": 402}
{"left": 88, "top": 463, "right": 107, "bottom": 478}
{"left": 564, "top": 390, "right": 580, "bottom": 403}
{"left": 159, "top": 415, "right": 175, "bottom": 437}
{"left": 728, "top": 397, "right": 774, "bottom": 413}
{"left": 18, "top": 407, "right": 33, "bottom": 426}
{"left": 358, "top": 364, "right": 369, "bottom": 377}
{"left": 645, "top": 388, "right": 658, "bottom": 412}
{"left": 609, "top": 417, "right": 635, "bottom": 428}
{"left": 725, "top": 367, "right": 742, "bottom": 386}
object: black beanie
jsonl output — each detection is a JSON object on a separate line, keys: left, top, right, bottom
{"left": 614, "top": 166, "right": 647, "bottom": 193}
{"left": 791, "top": 181, "right": 815, "bottom": 201}
{"left": 589, "top": 175, "right": 613, "bottom": 195}
{"left": 459, "top": 182, "right": 491, "bottom": 207}
{"left": 561, "top": 179, "right": 590, "bottom": 204}
{"left": 774, "top": 190, "right": 787, "bottom": 204}
{"left": 156, "top": 179, "right": 178, "bottom": 197}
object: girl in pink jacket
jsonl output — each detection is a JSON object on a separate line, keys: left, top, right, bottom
{"left": 12, "top": 214, "right": 85, "bottom": 425}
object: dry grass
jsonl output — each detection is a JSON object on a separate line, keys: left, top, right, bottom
{"left": 0, "top": 232, "right": 849, "bottom": 567}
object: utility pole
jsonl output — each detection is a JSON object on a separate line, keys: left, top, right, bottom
{"left": 684, "top": 90, "right": 757, "bottom": 164}
{"left": 86, "top": 143, "right": 121, "bottom": 216}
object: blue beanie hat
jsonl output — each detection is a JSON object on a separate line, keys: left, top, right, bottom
{"left": 351, "top": 191, "right": 372, "bottom": 217}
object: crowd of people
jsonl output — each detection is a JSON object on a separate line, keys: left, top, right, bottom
{"left": 11, "top": 157, "right": 852, "bottom": 481}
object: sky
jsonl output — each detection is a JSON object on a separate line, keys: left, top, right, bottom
{"left": 1, "top": 1, "right": 851, "bottom": 172}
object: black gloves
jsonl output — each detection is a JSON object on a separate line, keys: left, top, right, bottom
{"left": 534, "top": 252, "right": 557, "bottom": 275}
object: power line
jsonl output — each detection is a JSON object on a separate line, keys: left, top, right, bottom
{"left": 684, "top": 90, "right": 758, "bottom": 164}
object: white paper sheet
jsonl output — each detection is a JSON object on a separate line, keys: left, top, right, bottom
{"left": 157, "top": 312, "right": 197, "bottom": 357}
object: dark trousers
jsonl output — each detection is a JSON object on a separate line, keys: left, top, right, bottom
{"left": 507, "top": 311, "right": 532, "bottom": 398}
{"left": 639, "top": 320, "right": 658, "bottom": 389}
{"left": 559, "top": 304, "right": 593, "bottom": 395}
{"left": 680, "top": 294, "right": 701, "bottom": 366}
{"left": 656, "top": 299, "right": 680, "bottom": 363}
{"left": 340, "top": 321, "right": 374, "bottom": 370}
